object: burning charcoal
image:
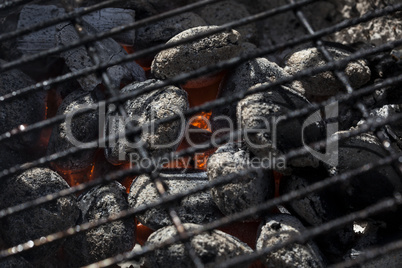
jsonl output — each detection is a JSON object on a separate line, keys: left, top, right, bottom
{"left": 284, "top": 44, "right": 371, "bottom": 97}
{"left": 196, "top": 0, "right": 257, "bottom": 43}
{"left": 128, "top": 171, "right": 223, "bottom": 230}
{"left": 143, "top": 223, "right": 253, "bottom": 268}
{"left": 47, "top": 90, "right": 100, "bottom": 173}
{"left": 206, "top": 141, "right": 275, "bottom": 218}
{"left": 151, "top": 26, "right": 242, "bottom": 87}
{"left": 256, "top": 214, "right": 325, "bottom": 268}
{"left": 0, "top": 168, "right": 80, "bottom": 264}
{"left": 135, "top": 12, "right": 206, "bottom": 50}
{"left": 56, "top": 22, "right": 145, "bottom": 91}
{"left": 80, "top": 8, "right": 136, "bottom": 45}
{"left": 329, "top": 133, "right": 402, "bottom": 214}
{"left": 105, "top": 79, "right": 188, "bottom": 165}
{"left": 280, "top": 168, "right": 356, "bottom": 262}
{"left": 64, "top": 181, "right": 135, "bottom": 266}
{"left": 237, "top": 83, "right": 323, "bottom": 166}
{"left": 0, "top": 59, "right": 46, "bottom": 170}
{"left": 368, "top": 104, "right": 402, "bottom": 136}
{"left": 212, "top": 58, "right": 289, "bottom": 132}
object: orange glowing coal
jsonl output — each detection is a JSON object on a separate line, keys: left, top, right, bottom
{"left": 190, "top": 111, "right": 212, "bottom": 132}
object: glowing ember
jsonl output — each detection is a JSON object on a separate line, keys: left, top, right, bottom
{"left": 190, "top": 111, "right": 212, "bottom": 132}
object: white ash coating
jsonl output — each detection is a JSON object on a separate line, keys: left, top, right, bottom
{"left": 328, "top": 0, "right": 402, "bottom": 46}
{"left": 64, "top": 181, "right": 135, "bottom": 266}
{"left": 128, "top": 173, "right": 223, "bottom": 230}
{"left": 105, "top": 79, "right": 188, "bottom": 165}
{"left": 0, "top": 168, "right": 79, "bottom": 263}
{"left": 369, "top": 104, "right": 402, "bottom": 136}
{"left": 212, "top": 58, "right": 289, "bottom": 131}
{"left": 151, "top": 26, "right": 242, "bottom": 82}
{"left": 196, "top": 0, "right": 256, "bottom": 43}
{"left": 285, "top": 46, "right": 371, "bottom": 96}
{"left": 206, "top": 142, "right": 274, "bottom": 218}
{"left": 47, "top": 90, "right": 100, "bottom": 171}
{"left": 257, "top": 214, "right": 325, "bottom": 268}
{"left": 143, "top": 223, "right": 253, "bottom": 268}
{"left": 329, "top": 132, "right": 402, "bottom": 212}
{"left": 135, "top": 12, "right": 207, "bottom": 49}
{"left": 237, "top": 83, "right": 322, "bottom": 162}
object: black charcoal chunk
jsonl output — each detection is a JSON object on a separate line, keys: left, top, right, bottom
{"left": 56, "top": 22, "right": 145, "bottom": 91}
{"left": 16, "top": 5, "right": 64, "bottom": 55}
{"left": 105, "top": 79, "right": 188, "bottom": 165}
{"left": 0, "top": 59, "right": 46, "bottom": 170}
{"left": 143, "top": 223, "right": 253, "bottom": 268}
{"left": 280, "top": 168, "right": 355, "bottom": 262}
{"left": 237, "top": 83, "right": 323, "bottom": 166}
{"left": 196, "top": 0, "right": 257, "bottom": 43}
{"left": 284, "top": 45, "right": 371, "bottom": 96}
{"left": 256, "top": 214, "right": 325, "bottom": 268}
{"left": 0, "top": 168, "right": 79, "bottom": 264}
{"left": 368, "top": 104, "right": 402, "bottom": 136}
{"left": 47, "top": 90, "right": 100, "bottom": 172}
{"left": 128, "top": 172, "right": 222, "bottom": 230}
{"left": 206, "top": 141, "right": 274, "bottom": 218}
{"left": 81, "top": 8, "right": 136, "bottom": 45}
{"left": 212, "top": 58, "right": 289, "bottom": 132}
{"left": 151, "top": 26, "right": 242, "bottom": 83}
{"left": 329, "top": 133, "right": 402, "bottom": 213}
{"left": 64, "top": 181, "right": 135, "bottom": 266}
{"left": 135, "top": 12, "right": 206, "bottom": 50}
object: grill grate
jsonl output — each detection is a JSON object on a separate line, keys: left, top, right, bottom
{"left": 1, "top": 0, "right": 402, "bottom": 267}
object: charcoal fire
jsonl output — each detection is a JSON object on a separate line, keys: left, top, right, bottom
{"left": 128, "top": 171, "right": 222, "bottom": 230}
{"left": 143, "top": 223, "right": 253, "bottom": 268}
{"left": 1, "top": 0, "right": 402, "bottom": 267}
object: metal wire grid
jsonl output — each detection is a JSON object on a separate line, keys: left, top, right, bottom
{"left": 0, "top": 0, "right": 401, "bottom": 267}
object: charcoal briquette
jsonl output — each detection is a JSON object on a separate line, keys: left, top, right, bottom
{"left": 151, "top": 26, "right": 242, "bottom": 83}
{"left": 47, "top": 90, "right": 100, "bottom": 172}
{"left": 328, "top": 133, "right": 402, "bottom": 214}
{"left": 237, "top": 83, "right": 323, "bottom": 166}
{"left": 212, "top": 58, "right": 289, "bottom": 132}
{"left": 284, "top": 45, "right": 371, "bottom": 96}
{"left": 105, "top": 79, "right": 188, "bottom": 165}
{"left": 0, "top": 59, "right": 46, "bottom": 171}
{"left": 0, "top": 256, "right": 33, "bottom": 268}
{"left": 128, "top": 172, "right": 222, "bottom": 230}
{"left": 63, "top": 181, "right": 135, "bottom": 266}
{"left": 206, "top": 141, "right": 274, "bottom": 218}
{"left": 143, "top": 223, "right": 253, "bottom": 268}
{"left": 256, "top": 214, "right": 325, "bottom": 268}
{"left": 0, "top": 168, "right": 80, "bottom": 264}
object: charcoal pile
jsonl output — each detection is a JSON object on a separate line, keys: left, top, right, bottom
{"left": 0, "top": 0, "right": 402, "bottom": 267}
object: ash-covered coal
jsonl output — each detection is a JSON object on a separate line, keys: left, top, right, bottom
{"left": 207, "top": 141, "right": 274, "bottom": 218}
{"left": 212, "top": 58, "right": 289, "bottom": 132}
{"left": 151, "top": 26, "right": 242, "bottom": 88}
{"left": 105, "top": 79, "right": 188, "bottom": 165}
{"left": 47, "top": 89, "right": 101, "bottom": 173}
{"left": 64, "top": 181, "right": 135, "bottom": 266}
{"left": 0, "top": 168, "right": 80, "bottom": 264}
{"left": 128, "top": 172, "right": 222, "bottom": 230}
{"left": 143, "top": 223, "right": 253, "bottom": 268}
{"left": 256, "top": 214, "right": 325, "bottom": 268}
